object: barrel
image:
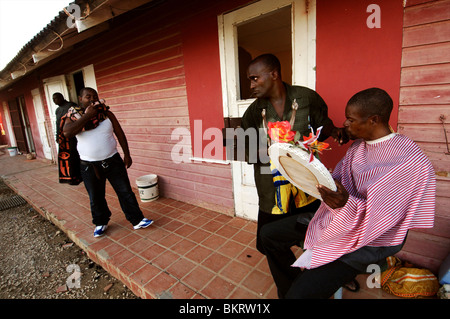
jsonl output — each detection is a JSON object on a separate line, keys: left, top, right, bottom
{"left": 136, "top": 174, "right": 159, "bottom": 202}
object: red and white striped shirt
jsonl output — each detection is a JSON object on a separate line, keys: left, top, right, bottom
{"left": 293, "top": 134, "right": 436, "bottom": 269}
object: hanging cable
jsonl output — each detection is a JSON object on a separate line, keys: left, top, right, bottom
{"left": 47, "top": 30, "right": 64, "bottom": 52}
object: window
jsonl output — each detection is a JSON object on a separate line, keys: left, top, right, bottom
{"left": 237, "top": 6, "right": 292, "bottom": 100}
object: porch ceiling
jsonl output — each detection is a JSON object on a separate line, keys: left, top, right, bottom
{"left": 0, "top": 0, "right": 155, "bottom": 91}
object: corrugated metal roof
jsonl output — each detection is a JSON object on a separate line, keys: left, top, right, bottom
{"left": 0, "top": 7, "right": 69, "bottom": 73}
{"left": 0, "top": 1, "right": 87, "bottom": 88}
{"left": 0, "top": 0, "right": 156, "bottom": 89}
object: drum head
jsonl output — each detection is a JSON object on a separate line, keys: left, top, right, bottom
{"left": 269, "top": 143, "right": 336, "bottom": 200}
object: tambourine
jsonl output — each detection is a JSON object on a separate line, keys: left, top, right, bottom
{"left": 268, "top": 142, "right": 336, "bottom": 200}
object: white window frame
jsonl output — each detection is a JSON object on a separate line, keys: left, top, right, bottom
{"left": 218, "top": 0, "right": 316, "bottom": 118}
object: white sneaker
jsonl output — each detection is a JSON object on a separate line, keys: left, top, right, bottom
{"left": 94, "top": 225, "right": 108, "bottom": 237}
{"left": 133, "top": 218, "right": 153, "bottom": 230}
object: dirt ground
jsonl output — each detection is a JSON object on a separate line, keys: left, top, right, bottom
{"left": 0, "top": 178, "right": 138, "bottom": 299}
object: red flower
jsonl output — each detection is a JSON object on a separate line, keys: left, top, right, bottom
{"left": 268, "top": 121, "right": 296, "bottom": 142}
{"left": 315, "top": 141, "right": 330, "bottom": 152}
{"left": 302, "top": 129, "right": 330, "bottom": 162}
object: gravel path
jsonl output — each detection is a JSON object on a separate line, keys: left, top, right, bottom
{"left": 0, "top": 178, "right": 138, "bottom": 299}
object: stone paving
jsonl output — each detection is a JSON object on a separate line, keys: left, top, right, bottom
{"left": 0, "top": 147, "right": 397, "bottom": 299}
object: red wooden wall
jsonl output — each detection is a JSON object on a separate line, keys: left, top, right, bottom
{"left": 316, "top": 0, "right": 404, "bottom": 169}
{"left": 1, "top": 1, "right": 448, "bottom": 274}
{"left": 25, "top": 1, "right": 239, "bottom": 215}
{"left": 0, "top": 73, "right": 49, "bottom": 159}
{"left": 92, "top": 3, "right": 236, "bottom": 215}
{"left": 396, "top": 0, "right": 450, "bottom": 273}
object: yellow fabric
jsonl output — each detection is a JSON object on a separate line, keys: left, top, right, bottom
{"left": 270, "top": 161, "right": 316, "bottom": 215}
{"left": 381, "top": 256, "right": 439, "bottom": 298}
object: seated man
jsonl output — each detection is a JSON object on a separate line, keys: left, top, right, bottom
{"left": 260, "top": 88, "right": 436, "bottom": 299}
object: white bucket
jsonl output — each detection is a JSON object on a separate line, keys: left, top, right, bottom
{"left": 7, "top": 147, "right": 17, "bottom": 157}
{"left": 136, "top": 174, "right": 159, "bottom": 202}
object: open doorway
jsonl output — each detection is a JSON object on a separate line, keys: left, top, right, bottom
{"left": 73, "top": 71, "right": 85, "bottom": 99}
{"left": 67, "top": 64, "right": 97, "bottom": 102}
{"left": 237, "top": 6, "right": 292, "bottom": 100}
{"left": 8, "top": 95, "right": 35, "bottom": 154}
{"left": 67, "top": 70, "right": 85, "bottom": 103}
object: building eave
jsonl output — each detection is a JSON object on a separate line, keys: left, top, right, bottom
{"left": 0, "top": 0, "right": 154, "bottom": 91}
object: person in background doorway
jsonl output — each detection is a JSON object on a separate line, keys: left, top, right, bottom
{"left": 54, "top": 93, "right": 76, "bottom": 139}
{"left": 63, "top": 87, "right": 153, "bottom": 237}
{"left": 54, "top": 92, "right": 81, "bottom": 185}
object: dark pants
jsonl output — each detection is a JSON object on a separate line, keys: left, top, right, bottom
{"left": 80, "top": 153, "right": 144, "bottom": 226}
{"left": 260, "top": 214, "right": 359, "bottom": 299}
{"left": 256, "top": 200, "right": 320, "bottom": 255}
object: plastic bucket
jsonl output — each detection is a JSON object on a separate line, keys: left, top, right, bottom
{"left": 136, "top": 174, "right": 159, "bottom": 202}
{"left": 7, "top": 147, "right": 17, "bottom": 157}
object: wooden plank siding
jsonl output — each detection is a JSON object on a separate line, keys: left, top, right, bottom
{"left": 94, "top": 19, "right": 234, "bottom": 215}
{"left": 36, "top": 4, "right": 236, "bottom": 215}
{"left": 397, "top": 0, "right": 450, "bottom": 273}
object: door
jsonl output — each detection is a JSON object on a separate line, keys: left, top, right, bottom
{"left": 43, "top": 75, "right": 71, "bottom": 141}
{"left": 8, "top": 98, "right": 27, "bottom": 153}
{"left": 8, "top": 96, "right": 35, "bottom": 153}
{"left": 218, "top": 0, "right": 316, "bottom": 220}
{"left": 17, "top": 95, "right": 35, "bottom": 153}
{"left": 67, "top": 64, "right": 98, "bottom": 102}
{"left": 2, "top": 101, "right": 16, "bottom": 147}
{"left": 32, "top": 88, "right": 52, "bottom": 160}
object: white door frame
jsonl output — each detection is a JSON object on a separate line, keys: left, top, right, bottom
{"left": 2, "top": 101, "right": 16, "bottom": 147}
{"left": 31, "top": 88, "right": 52, "bottom": 160}
{"left": 218, "top": 0, "right": 317, "bottom": 220}
{"left": 82, "top": 64, "right": 98, "bottom": 91}
{"left": 67, "top": 64, "right": 98, "bottom": 102}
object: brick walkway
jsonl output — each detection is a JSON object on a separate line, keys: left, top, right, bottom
{"left": 0, "top": 147, "right": 398, "bottom": 299}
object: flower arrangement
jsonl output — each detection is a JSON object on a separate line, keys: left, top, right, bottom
{"left": 267, "top": 121, "right": 330, "bottom": 162}
{"left": 267, "top": 121, "right": 296, "bottom": 143}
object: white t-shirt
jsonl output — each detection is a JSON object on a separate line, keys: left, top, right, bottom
{"left": 76, "top": 118, "right": 117, "bottom": 161}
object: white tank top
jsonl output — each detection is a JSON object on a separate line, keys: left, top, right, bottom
{"left": 76, "top": 118, "right": 117, "bottom": 161}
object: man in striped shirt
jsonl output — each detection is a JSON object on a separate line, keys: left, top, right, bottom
{"left": 260, "top": 88, "right": 436, "bottom": 299}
